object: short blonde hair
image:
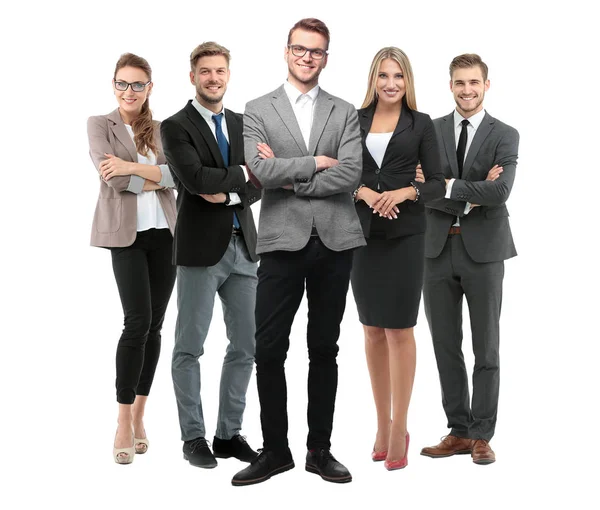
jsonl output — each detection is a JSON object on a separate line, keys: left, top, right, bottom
{"left": 190, "top": 41, "right": 231, "bottom": 71}
{"left": 361, "top": 47, "right": 417, "bottom": 110}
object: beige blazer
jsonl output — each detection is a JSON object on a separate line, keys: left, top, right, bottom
{"left": 87, "top": 109, "right": 177, "bottom": 247}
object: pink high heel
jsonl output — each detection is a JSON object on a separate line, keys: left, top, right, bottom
{"left": 384, "top": 432, "right": 410, "bottom": 470}
{"left": 371, "top": 450, "right": 387, "bottom": 462}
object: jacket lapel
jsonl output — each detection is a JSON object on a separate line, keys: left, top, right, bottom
{"left": 380, "top": 104, "right": 412, "bottom": 167}
{"left": 271, "top": 86, "right": 308, "bottom": 155}
{"left": 462, "top": 112, "right": 495, "bottom": 180}
{"left": 359, "top": 106, "right": 378, "bottom": 168}
{"left": 184, "top": 101, "right": 225, "bottom": 167}
{"left": 107, "top": 109, "right": 138, "bottom": 162}
{"left": 441, "top": 112, "right": 459, "bottom": 178}
{"left": 308, "top": 89, "right": 334, "bottom": 155}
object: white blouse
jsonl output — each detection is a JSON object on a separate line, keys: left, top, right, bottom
{"left": 125, "top": 124, "right": 169, "bottom": 232}
{"left": 366, "top": 132, "right": 393, "bottom": 168}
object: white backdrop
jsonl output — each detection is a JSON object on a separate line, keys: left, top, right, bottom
{"left": 1, "top": 0, "right": 597, "bottom": 508}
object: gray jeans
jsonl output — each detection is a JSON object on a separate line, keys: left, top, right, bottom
{"left": 172, "top": 235, "right": 257, "bottom": 441}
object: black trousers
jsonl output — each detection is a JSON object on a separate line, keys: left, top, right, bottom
{"left": 110, "top": 228, "right": 176, "bottom": 404}
{"left": 423, "top": 234, "right": 504, "bottom": 441}
{"left": 255, "top": 238, "right": 353, "bottom": 452}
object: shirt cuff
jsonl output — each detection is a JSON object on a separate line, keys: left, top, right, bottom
{"left": 228, "top": 192, "right": 241, "bottom": 205}
{"left": 313, "top": 157, "right": 318, "bottom": 173}
{"left": 464, "top": 202, "right": 473, "bottom": 215}
{"left": 445, "top": 178, "right": 456, "bottom": 199}
{"left": 157, "top": 164, "right": 175, "bottom": 188}
{"left": 239, "top": 165, "right": 248, "bottom": 182}
{"left": 126, "top": 175, "right": 145, "bottom": 194}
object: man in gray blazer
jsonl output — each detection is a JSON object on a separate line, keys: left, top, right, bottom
{"left": 232, "top": 18, "right": 365, "bottom": 486}
{"left": 419, "top": 54, "right": 519, "bottom": 465}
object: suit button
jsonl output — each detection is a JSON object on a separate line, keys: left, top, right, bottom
{"left": 375, "top": 169, "right": 380, "bottom": 174}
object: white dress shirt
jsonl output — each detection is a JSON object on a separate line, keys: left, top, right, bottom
{"left": 283, "top": 81, "right": 320, "bottom": 150}
{"left": 446, "top": 108, "right": 487, "bottom": 225}
{"left": 191, "top": 97, "right": 247, "bottom": 206}
{"left": 124, "top": 124, "right": 169, "bottom": 232}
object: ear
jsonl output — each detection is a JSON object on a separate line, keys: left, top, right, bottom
{"left": 321, "top": 54, "right": 328, "bottom": 70}
{"left": 484, "top": 79, "right": 490, "bottom": 92}
{"left": 284, "top": 44, "right": 289, "bottom": 61}
{"left": 449, "top": 79, "right": 454, "bottom": 92}
{"left": 147, "top": 82, "right": 153, "bottom": 97}
{"left": 189, "top": 70, "right": 196, "bottom": 86}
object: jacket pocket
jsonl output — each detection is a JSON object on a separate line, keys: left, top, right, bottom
{"left": 258, "top": 193, "right": 287, "bottom": 241}
{"left": 95, "top": 198, "right": 122, "bottom": 233}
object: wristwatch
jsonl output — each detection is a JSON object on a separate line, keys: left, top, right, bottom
{"left": 223, "top": 193, "right": 231, "bottom": 206}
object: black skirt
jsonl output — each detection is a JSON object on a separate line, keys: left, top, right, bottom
{"left": 350, "top": 233, "right": 424, "bottom": 329}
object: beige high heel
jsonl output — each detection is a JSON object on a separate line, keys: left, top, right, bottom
{"left": 134, "top": 437, "right": 149, "bottom": 454}
{"left": 114, "top": 433, "right": 135, "bottom": 464}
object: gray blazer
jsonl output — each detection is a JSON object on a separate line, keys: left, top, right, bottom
{"left": 87, "top": 109, "right": 177, "bottom": 248}
{"left": 425, "top": 111, "right": 519, "bottom": 263}
{"left": 243, "top": 86, "right": 365, "bottom": 254}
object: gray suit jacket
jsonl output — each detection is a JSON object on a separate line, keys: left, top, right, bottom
{"left": 87, "top": 109, "right": 177, "bottom": 247}
{"left": 243, "top": 85, "right": 365, "bottom": 254}
{"left": 425, "top": 111, "right": 519, "bottom": 263}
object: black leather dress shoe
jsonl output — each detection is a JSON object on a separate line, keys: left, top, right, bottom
{"left": 182, "top": 437, "right": 217, "bottom": 469}
{"left": 213, "top": 434, "right": 259, "bottom": 463}
{"left": 305, "top": 449, "right": 352, "bottom": 483}
{"left": 231, "top": 449, "right": 294, "bottom": 486}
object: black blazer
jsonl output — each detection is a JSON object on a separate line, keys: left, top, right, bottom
{"left": 160, "top": 101, "right": 261, "bottom": 267}
{"left": 356, "top": 104, "right": 445, "bottom": 238}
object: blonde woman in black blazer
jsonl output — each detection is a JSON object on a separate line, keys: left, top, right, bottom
{"left": 351, "top": 47, "right": 445, "bottom": 470}
{"left": 87, "top": 53, "right": 176, "bottom": 464}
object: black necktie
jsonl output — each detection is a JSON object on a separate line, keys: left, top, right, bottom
{"left": 456, "top": 119, "right": 469, "bottom": 178}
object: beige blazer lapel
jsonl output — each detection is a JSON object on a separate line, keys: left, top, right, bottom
{"left": 107, "top": 109, "right": 138, "bottom": 162}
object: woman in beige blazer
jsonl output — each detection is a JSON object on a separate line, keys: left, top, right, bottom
{"left": 87, "top": 53, "right": 177, "bottom": 464}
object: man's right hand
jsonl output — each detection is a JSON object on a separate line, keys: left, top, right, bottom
{"left": 315, "top": 155, "right": 339, "bottom": 172}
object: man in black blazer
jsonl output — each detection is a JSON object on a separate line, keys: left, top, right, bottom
{"left": 420, "top": 54, "right": 519, "bottom": 465}
{"left": 160, "top": 42, "right": 261, "bottom": 469}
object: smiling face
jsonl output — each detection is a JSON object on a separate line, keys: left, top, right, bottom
{"left": 113, "top": 66, "right": 152, "bottom": 120}
{"left": 285, "top": 28, "right": 328, "bottom": 92}
{"left": 375, "top": 58, "right": 405, "bottom": 106}
{"left": 450, "top": 66, "right": 490, "bottom": 118}
{"left": 190, "top": 55, "right": 230, "bottom": 112}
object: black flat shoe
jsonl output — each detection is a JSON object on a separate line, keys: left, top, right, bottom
{"left": 232, "top": 449, "right": 294, "bottom": 486}
{"left": 183, "top": 437, "right": 217, "bottom": 469}
{"left": 213, "top": 434, "right": 259, "bottom": 463}
{"left": 305, "top": 449, "right": 352, "bottom": 483}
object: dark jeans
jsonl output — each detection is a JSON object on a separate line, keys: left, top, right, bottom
{"left": 255, "top": 238, "right": 353, "bottom": 452}
{"left": 110, "top": 228, "right": 176, "bottom": 404}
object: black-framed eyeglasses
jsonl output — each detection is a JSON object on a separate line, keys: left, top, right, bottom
{"left": 287, "top": 45, "right": 328, "bottom": 60}
{"left": 113, "top": 80, "right": 151, "bottom": 92}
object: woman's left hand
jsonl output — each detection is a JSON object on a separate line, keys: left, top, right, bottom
{"left": 371, "top": 189, "right": 409, "bottom": 218}
{"left": 100, "top": 154, "right": 133, "bottom": 180}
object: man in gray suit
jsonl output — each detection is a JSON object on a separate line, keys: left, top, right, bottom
{"left": 232, "top": 18, "right": 365, "bottom": 486}
{"left": 419, "top": 54, "right": 519, "bottom": 465}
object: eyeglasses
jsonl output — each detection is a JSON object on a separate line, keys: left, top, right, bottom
{"left": 287, "top": 45, "right": 328, "bottom": 60}
{"left": 113, "top": 80, "right": 151, "bottom": 92}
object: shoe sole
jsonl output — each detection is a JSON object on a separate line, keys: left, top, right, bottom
{"left": 231, "top": 462, "right": 295, "bottom": 486}
{"left": 473, "top": 458, "right": 496, "bottom": 465}
{"left": 214, "top": 452, "right": 258, "bottom": 463}
{"left": 184, "top": 453, "right": 217, "bottom": 469}
{"left": 305, "top": 464, "right": 352, "bottom": 483}
{"left": 420, "top": 449, "right": 471, "bottom": 458}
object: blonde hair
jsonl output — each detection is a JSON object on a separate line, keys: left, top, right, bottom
{"left": 361, "top": 47, "right": 417, "bottom": 110}
{"left": 190, "top": 41, "right": 231, "bottom": 71}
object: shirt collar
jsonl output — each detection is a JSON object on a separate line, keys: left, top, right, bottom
{"left": 192, "top": 97, "right": 224, "bottom": 125}
{"left": 454, "top": 108, "right": 486, "bottom": 131}
{"left": 284, "top": 80, "right": 320, "bottom": 105}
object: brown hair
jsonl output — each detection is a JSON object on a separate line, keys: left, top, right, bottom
{"left": 190, "top": 41, "right": 231, "bottom": 71}
{"left": 113, "top": 53, "right": 157, "bottom": 157}
{"left": 449, "top": 53, "right": 489, "bottom": 81}
{"left": 361, "top": 47, "right": 417, "bottom": 110}
{"left": 287, "top": 18, "right": 330, "bottom": 48}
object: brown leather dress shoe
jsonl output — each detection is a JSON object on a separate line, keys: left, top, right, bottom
{"left": 471, "top": 439, "right": 495, "bottom": 465}
{"left": 420, "top": 435, "right": 473, "bottom": 458}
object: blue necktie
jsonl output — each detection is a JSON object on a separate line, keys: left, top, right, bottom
{"left": 212, "top": 113, "right": 240, "bottom": 229}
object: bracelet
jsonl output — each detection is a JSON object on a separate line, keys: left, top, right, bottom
{"left": 409, "top": 181, "right": 420, "bottom": 203}
{"left": 352, "top": 184, "right": 365, "bottom": 201}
